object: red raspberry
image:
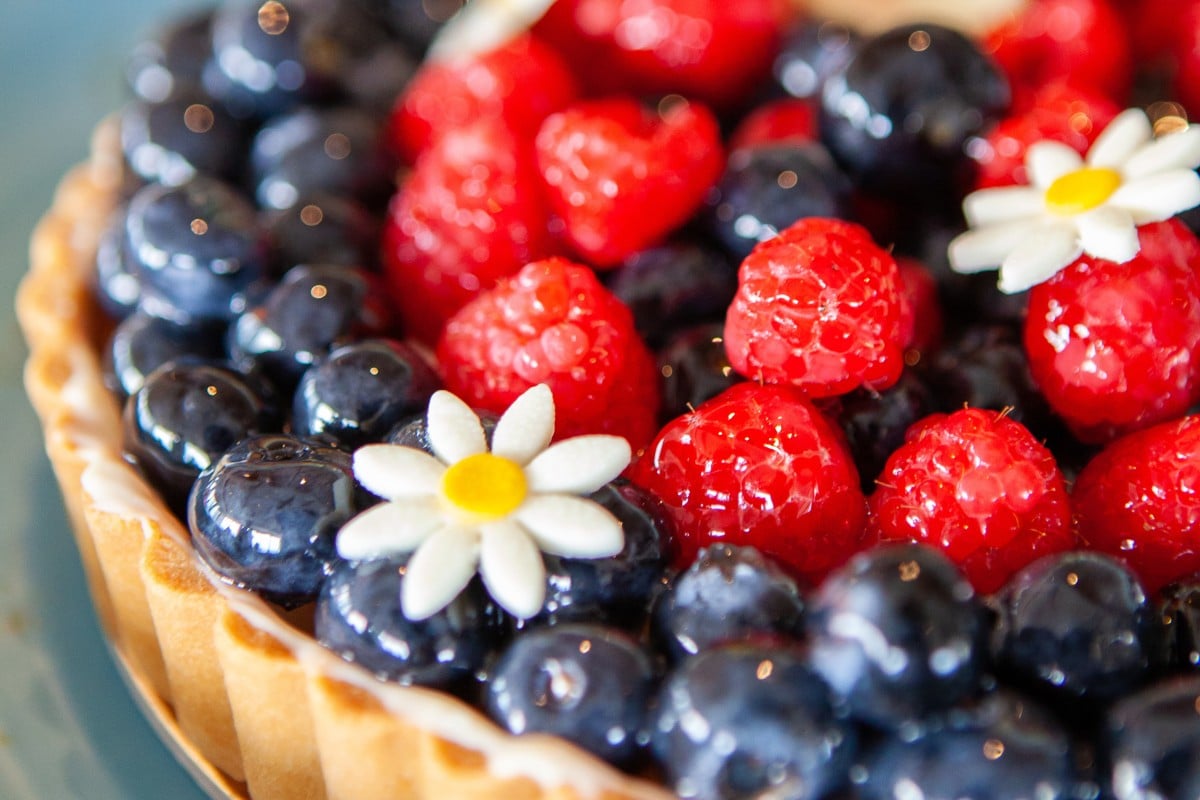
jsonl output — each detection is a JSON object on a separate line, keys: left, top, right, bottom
{"left": 896, "top": 257, "right": 943, "bottom": 356}
{"left": 629, "top": 381, "right": 867, "bottom": 583}
{"left": 727, "top": 98, "right": 817, "bottom": 153}
{"left": 723, "top": 217, "right": 905, "bottom": 398}
{"left": 1073, "top": 414, "right": 1200, "bottom": 593}
{"left": 535, "top": 98, "right": 724, "bottom": 266}
{"left": 968, "top": 82, "right": 1121, "bottom": 190}
{"left": 1170, "top": 4, "right": 1200, "bottom": 118}
{"left": 436, "top": 257, "right": 660, "bottom": 447}
{"left": 1023, "top": 220, "right": 1200, "bottom": 444}
{"left": 388, "top": 34, "right": 578, "bottom": 163}
{"left": 866, "top": 408, "right": 1075, "bottom": 595}
{"left": 381, "top": 118, "right": 556, "bottom": 344}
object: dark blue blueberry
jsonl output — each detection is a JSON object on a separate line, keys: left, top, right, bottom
{"left": 651, "top": 642, "right": 855, "bottom": 800}
{"left": 836, "top": 370, "right": 935, "bottom": 492}
{"left": 189, "top": 434, "right": 363, "bottom": 607}
{"left": 120, "top": 91, "right": 247, "bottom": 186}
{"left": 485, "top": 623, "right": 657, "bottom": 767}
{"left": 263, "top": 192, "right": 381, "bottom": 270}
{"left": 652, "top": 544, "right": 805, "bottom": 662}
{"left": 991, "top": 551, "right": 1163, "bottom": 717}
{"left": 123, "top": 361, "right": 278, "bottom": 513}
{"left": 106, "top": 310, "right": 228, "bottom": 398}
{"left": 705, "top": 142, "right": 852, "bottom": 260}
{"left": 386, "top": 409, "right": 498, "bottom": 450}
{"left": 125, "top": 9, "right": 215, "bottom": 103}
{"left": 1106, "top": 677, "right": 1200, "bottom": 800}
{"left": 228, "top": 263, "right": 393, "bottom": 392}
{"left": 1157, "top": 579, "right": 1200, "bottom": 672}
{"left": 819, "top": 23, "right": 1009, "bottom": 202}
{"left": 315, "top": 556, "right": 506, "bottom": 689}
{"left": 95, "top": 207, "right": 141, "bottom": 320}
{"left": 292, "top": 338, "right": 440, "bottom": 449}
{"left": 250, "top": 106, "right": 393, "bottom": 211}
{"left": 367, "top": 0, "right": 463, "bottom": 55}
{"left": 857, "top": 690, "right": 1077, "bottom": 800}
{"left": 125, "top": 176, "right": 273, "bottom": 325}
{"left": 338, "top": 40, "right": 418, "bottom": 117}
{"left": 774, "top": 20, "right": 859, "bottom": 102}
{"left": 605, "top": 241, "right": 737, "bottom": 349}
{"left": 806, "top": 543, "right": 988, "bottom": 729}
{"left": 657, "top": 323, "right": 743, "bottom": 423}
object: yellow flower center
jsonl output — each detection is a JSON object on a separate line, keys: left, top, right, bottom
{"left": 1044, "top": 167, "right": 1122, "bottom": 216}
{"left": 441, "top": 453, "right": 528, "bottom": 521}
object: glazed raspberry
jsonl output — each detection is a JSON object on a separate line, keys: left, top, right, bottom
{"left": 723, "top": 217, "right": 905, "bottom": 398}
{"left": 895, "top": 257, "right": 942, "bottom": 355}
{"left": 1023, "top": 220, "right": 1200, "bottom": 444}
{"left": 381, "top": 117, "right": 556, "bottom": 343}
{"left": 388, "top": 33, "right": 578, "bottom": 163}
{"left": 436, "top": 258, "right": 660, "bottom": 447}
{"left": 1073, "top": 415, "right": 1200, "bottom": 593}
{"left": 866, "top": 407, "right": 1075, "bottom": 595}
{"left": 629, "top": 381, "right": 867, "bottom": 584}
{"left": 535, "top": 98, "right": 724, "bottom": 266}
{"left": 1170, "top": 4, "right": 1200, "bottom": 118}
{"left": 727, "top": 98, "right": 817, "bottom": 153}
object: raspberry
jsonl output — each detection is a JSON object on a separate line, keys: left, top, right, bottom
{"left": 436, "top": 257, "right": 660, "bottom": 447}
{"left": 1023, "top": 220, "right": 1200, "bottom": 444}
{"left": 535, "top": 98, "right": 724, "bottom": 266}
{"left": 1073, "top": 415, "right": 1200, "bottom": 593}
{"left": 895, "top": 257, "right": 943, "bottom": 355}
{"left": 727, "top": 98, "right": 817, "bottom": 153}
{"left": 866, "top": 407, "right": 1075, "bottom": 595}
{"left": 381, "top": 118, "right": 556, "bottom": 343}
{"left": 723, "top": 217, "right": 905, "bottom": 398}
{"left": 629, "top": 381, "right": 867, "bottom": 584}
{"left": 388, "top": 33, "right": 578, "bottom": 163}
{"left": 1169, "top": 3, "right": 1200, "bottom": 119}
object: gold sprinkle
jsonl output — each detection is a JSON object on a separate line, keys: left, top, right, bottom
{"left": 191, "top": 218, "right": 209, "bottom": 235}
{"left": 756, "top": 660, "right": 774, "bottom": 680}
{"left": 898, "top": 560, "right": 920, "bottom": 581}
{"left": 369, "top": 366, "right": 380, "bottom": 376}
{"left": 579, "top": 639, "right": 592, "bottom": 654}
{"left": 324, "top": 132, "right": 352, "bottom": 160}
{"left": 183, "top": 103, "right": 215, "bottom": 133}
{"left": 300, "top": 204, "right": 325, "bottom": 226}
{"left": 983, "top": 739, "right": 1005, "bottom": 760}
{"left": 258, "top": 1, "right": 290, "bottom": 35}
{"left": 908, "top": 30, "right": 931, "bottom": 52}
{"left": 310, "top": 284, "right": 328, "bottom": 300}
{"left": 1066, "top": 572, "right": 1079, "bottom": 586}
{"left": 777, "top": 170, "right": 799, "bottom": 190}
{"left": 206, "top": 385, "right": 219, "bottom": 397}
{"left": 660, "top": 365, "right": 674, "bottom": 378}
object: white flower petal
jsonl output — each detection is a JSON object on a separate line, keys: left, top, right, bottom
{"left": 1109, "top": 169, "right": 1200, "bottom": 224}
{"left": 947, "top": 220, "right": 1032, "bottom": 274}
{"left": 479, "top": 519, "right": 546, "bottom": 620}
{"left": 426, "top": 390, "right": 487, "bottom": 465}
{"left": 336, "top": 499, "right": 445, "bottom": 561}
{"left": 515, "top": 494, "right": 624, "bottom": 559}
{"left": 1076, "top": 206, "right": 1140, "bottom": 264}
{"left": 354, "top": 445, "right": 445, "bottom": 500}
{"left": 997, "top": 223, "right": 1082, "bottom": 294}
{"left": 1026, "top": 141, "right": 1083, "bottom": 188}
{"left": 491, "top": 384, "right": 555, "bottom": 466}
{"left": 400, "top": 526, "right": 480, "bottom": 620}
{"left": 1087, "top": 108, "right": 1152, "bottom": 169}
{"left": 1122, "top": 125, "right": 1200, "bottom": 179}
{"left": 524, "top": 436, "right": 632, "bottom": 495}
{"left": 962, "top": 186, "right": 1044, "bottom": 227}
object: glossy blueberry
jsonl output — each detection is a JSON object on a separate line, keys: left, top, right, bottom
{"left": 657, "top": 323, "right": 743, "bottom": 423}
{"left": 95, "top": 207, "right": 141, "bottom": 319}
{"left": 485, "top": 623, "right": 657, "bottom": 767}
{"left": 1157, "top": 579, "right": 1200, "bottom": 672}
{"left": 857, "top": 690, "right": 1077, "bottom": 800}
{"left": 819, "top": 23, "right": 1009, "bottom": 201}
{"left": 991, "top": 551, "right": 1163, "bottom": 715}
{"left": 123, "top": 361, "right": 277, "bottom": 513}
{"left": 106, "top": 311, "right": 227, "bottom": 398}
{"left": 292, "top": 339, "right": 440, "bottom": 449}
{"left": 125, "top": 9, "right": 214, "bottom": 103}
{"left": 705, "top": 142, "right": 851, "bottom": 259}
{"left": 775, "top": 19, "right": 859, "bottom": 101}
{"left": 605, "top": 241, "right": 737, "bottom": 349}
{"left": 316, "top": 556, "right": 506, "bottom": 689}
{"left": 250, "top": 106, "right": 392, "bottom": 211}
{"left": 836, "top": 370, "right": 935, "bottom": 492}
{"left": 652, "top": 544, "right": 805, "bottom": 662}
{"left": 228, "top": 263, "right": 392, "bottom": 392}
{"left": 367, "top": 0, "right": 463, "bottom": 55}
{"left": 124, "top": 176, "right": 273, "bottom": 325}
{"left": 806, "top": 544, "right": 988, "bottom": 729}
{"left": 121, "top": 91, "right": 246, "bottom": 186}
{"left": 651, "top": 642, "right": 855, "bottom": 800}
{"left": 263, "top": 193, "right": 381, "bottom": 271}
{"left": 1106, "top": 677, "right": 1200, "bottom": 800}
{"left": 387, "top": 410, "right": 498, "bottom": 451}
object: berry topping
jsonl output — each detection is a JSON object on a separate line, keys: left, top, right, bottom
{"left": 125, "top": 9, "right": 214, "bottom": 103}
{"left": 262, "top": 192, "right": 380, "bottom": 270}
{"left": 120, "top": 91, "right": 246, "bottom": 186}
{"left": 774, "top": 19, "right": 858, "bottom": 102}
{"left": 1157, "top": 579, "right": 1200, "bottom": 672}
{"left": 630, "top": 381, "right": 867, "bottom": 583}
{"left": 723, "top": 217, "right": 905, "bottom": 397}
{"left": 726, "top": 98, "right": 818, "bottom": 153}
{"left": 656, "top": 323, "right": 742, "bottom": 423}
{"left": 833, "top": 370, "right": 935, "bottom": 493}
{"left": 1106, "top": 677, "right": 1200, "bottom": 800}
{"left": 106, "top": 311, "right": 227, "bottom": 398}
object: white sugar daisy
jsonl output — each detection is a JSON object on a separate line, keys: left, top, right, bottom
{"left": 336, "top": 384, "right": 632, "bottom": 621}
{"left": 949, "top": 108, "right": 1200, "bottom": 293}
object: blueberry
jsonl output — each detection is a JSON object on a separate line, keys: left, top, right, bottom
{"left": 292, "top": 338, "right": 440, "bottom": 449}
{"left": 315, "top": 556, "right": 506, "bottom": 689}
{"left": 367, "top": 0, "right": 463, "bottom": 55}
{"left": 123, "top": 361, "right": 278, "bottom": 513}
{"left": 1106, "top": 677, "right": 1200, "bottom": 800}
{"left": 1157, "top": 579, "right": 1200, "bottom": 672}
{"left": 95, "top": 207, "right": 141, "bottom": 319}
{"left": 652, "top": 544, "right": 805, "bottom": 662}
{"left": 704, "top": 142, "right": 852, "bottom": 260}
{"left": 228, "top": 263, "right": 393, "bottom": 393}
{"left": 857, "top": 690, "right": 1077, "bottom": 800}
{"left": 836, "top": 370, "right": 935, "bottom": 492}
{"left": 106, "top": 311, "right": 227, "bottom": 398}
{"left": 819, "top": 23, "right": 1009, "bottom": 202}
{"left": 124, "top": 176, "right": 273, "bottom": 325}
{"left": 774, "top": 20, "right": 859, "bottom": 102}
{"left": 657, "top": 323, "right": 743, "bottom": 423}
{"left": 125, "top": 9, "right": 215, "bottom": 103}
{"left": 485, "top": 623, "right": 657, "bottom": 767}
{"left": 387, "top": 410, "right": 498, "bottom": 451}
{"left": 651, "top": 642, "right": 856, "bottom": 800}
{"left": 262, "top": 192, "right": 381, "bottom": 270}
{"left": 806, "top": 543, "right": 989, "bottom": 729}
{"left": 120, "top": 91, "right": 247, "bottom": 186}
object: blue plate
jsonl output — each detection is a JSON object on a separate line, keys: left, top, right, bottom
{"left": 0, "top": 2, "right": 213, "bottom": 798}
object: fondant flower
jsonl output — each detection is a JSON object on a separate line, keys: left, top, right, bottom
{"left": 336, "top": 384, "right": 631, "bottom": 621}
{"left": 949, "top": 108, "right": 1200, "bottom": 293}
